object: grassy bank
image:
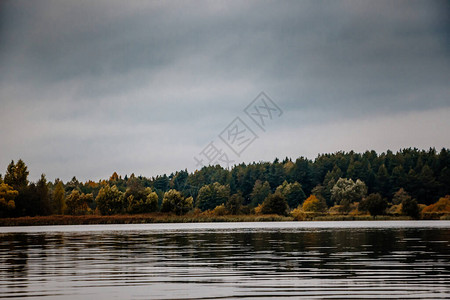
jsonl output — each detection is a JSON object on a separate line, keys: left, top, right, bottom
{"left": 1, "top": 212, "right": 448, "bottom": 226}
{"left": 0, "top": 213, "right": 294, "bottom": 226}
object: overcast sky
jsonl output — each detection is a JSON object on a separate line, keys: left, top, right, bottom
{"left": 1, "top": 0, "right": 449, "bottom": 182}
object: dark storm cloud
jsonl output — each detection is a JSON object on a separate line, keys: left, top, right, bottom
{"left": 0, "top": 0, "right": 449, "bottom": 181}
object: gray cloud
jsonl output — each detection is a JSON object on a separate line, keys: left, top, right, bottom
{"left": 0, "top": 0, "right": 449, "bottom": 181}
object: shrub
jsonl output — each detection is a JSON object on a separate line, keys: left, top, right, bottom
{"left": 422, "top": 195, "right": 450, "bottom": 213}
{"left": 291, "top": 207, "right": 306, "bottom": 221}
{"left": 261, "top": 193, "right": 289, "bottom": 216}
{"left": 402, "top": 197, "right": 419, "bottom": 219}
{"left": 302, "top": 195, "right": 327, "bottom": 212}
{"left": 359, "top": 193, "right": 388, "bottom": 217}
{"left": 212, "top": 204, "right": 227, "bottom": 216}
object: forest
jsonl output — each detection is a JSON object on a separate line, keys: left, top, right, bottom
{"left": 1, "top": 147, "right": 449, "bottom": 221}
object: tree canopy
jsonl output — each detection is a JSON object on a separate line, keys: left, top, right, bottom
{"left": 1, "top": 147, "right": 449, "bottom": 218}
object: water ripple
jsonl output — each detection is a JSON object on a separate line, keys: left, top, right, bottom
{"left": 1, "top": 222, "right": 449, "bottom": 299}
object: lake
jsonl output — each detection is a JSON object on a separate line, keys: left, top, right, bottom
{"left": 1, "top": 221, "right": 449, "bottom": 299}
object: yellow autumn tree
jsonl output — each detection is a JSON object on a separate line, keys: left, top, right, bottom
{"left": 302, "top": 195, "right": 327, "bottom": 212}
{"left": 0, "top": 183, "right": 18, "bottom": 217}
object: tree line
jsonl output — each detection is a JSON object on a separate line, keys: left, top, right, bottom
{"left": 0, "top": 147, "right": 449, "bottom": 219}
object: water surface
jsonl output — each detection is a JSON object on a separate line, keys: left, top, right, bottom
{"left": 1, "top": 221, "right": 449, "bottom": 299}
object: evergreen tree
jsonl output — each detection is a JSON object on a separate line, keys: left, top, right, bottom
{"left": 37, "top": 174, "right": 51, "bottom": 215}
{"left": 4, "top": 159, "right": 29, "bottom": 189}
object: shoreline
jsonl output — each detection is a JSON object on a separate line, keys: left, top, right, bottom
{"left": 0, "top": 213, "right": 436, "bottom": 227}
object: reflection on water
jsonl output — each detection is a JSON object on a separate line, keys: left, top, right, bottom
{"left": 1, "top": 221, "right": 449, "bottom": 299}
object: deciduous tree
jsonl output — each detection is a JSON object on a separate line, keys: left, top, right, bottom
{"left": 261, "top": 192, "right": 288, "bottom": 216}
{"left": 226, "top": 192, "right": 243, "bottom": 215}
{"left": 0, "top": 183, "right": 18, "bottom": 217}
{"left": 127, "top": 188, "right": 158, "bottom": 214}
{"left": 250, "top": 180, "right": 271, "bottom": 207}
{"left": 331, "top": 178, "right": 367, "bottom": 213}
{"left": 66, "top": 190, "right": 92, "bottom": 215}
{"left": 161, "top": 189, "right": 193, "bottom": 215}
{"left": 275, "top": 181, "right": 306, "bottom": 209}
{"left": 96, "top": 185, "right": 125, "bottom": 215}
{"left": 196, "top": 182, "right": 230, "bottom": 211}
{"left": 53, "top": 181, "right": 66, "bottom": 215}
{"left": 302, "top": 195, "right": 327, "bottom": 212}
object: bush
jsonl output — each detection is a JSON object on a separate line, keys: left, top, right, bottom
{"left": 359, "top": 193, "right": 388, "bottom": 217}
{"left": 291, "top": 207, "right": 306, "bottom": 221}
{"left": 422, "top": 195, "right": 450, "bottom": 213}
{"left": 127, "top": 190, "right": 158, "bottom": 214}
{"left": 261, "top": 193, "right": 289, "bottom": 216}
{"left": 402, "top": 197, "right": 419, "bottom": 219}
{"left": 212, "top": 204, "right": 227, "bottom": 216}
{"left": 386, "top": 204, "right": 402, "bottom": 216}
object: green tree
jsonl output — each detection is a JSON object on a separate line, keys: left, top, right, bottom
{"left": 95, "top": 185, "right": 125, "bottom": 215}
{"left": 52, "top": 181, "right": 66, "bottom": 215}
{"left": 374, "top": 164, "right": 390, "bottom": 198}
{"left": 153, "top": 174, "right": 170, "bottom": 192}
{"left": 291, "top": 157, "right": 314, "bottom": 195}
{"left": 261, "top": 192, "right": 288, "bottom": 216}
{"left": 311, "top": 185, "right": 327, "bottom": 203}
{"left": 127, "top": 188, "right": 158, "bottom": 214}
{"left": 161, "top": 189, "right": 193, "bottom": 215}
{"left": 196, "top": 182, "right": 230, "bottom": 211}
{"left": 417, "top": 164, "right": 439, "bottom": 205}
{"left": 65, "top": 190, "right": 92, "bottom": 215}
{"left": 359, "top": 193, "right": 387, "bottom": 217}
{"left": 391, "top": 166, "right": 406, "bottom": 194}
{"left": 226, "top": 192, "right": 243, "bottom": 215}
{"left": 4, "top": 159, "right": 31, "bottom": 216}
{"left": 124, "top": 178, "right": 158, "bottom": 214}
{"left": 331, "top": 178, "right": 367, "bottom": 213}
{"left": 250, "top": 180, "right": 271, "bottom": 207}
{"left": 322, "top": 165, "right": 343, "bottom": 206}
{"left": 275, "top": 181, "right": 306, "bottom": 209}
{"left": 37, "top": 174, "right": 51, "bottom": 215}
{"left": 4, "top": 159, "right": 29, "bottom": 189}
